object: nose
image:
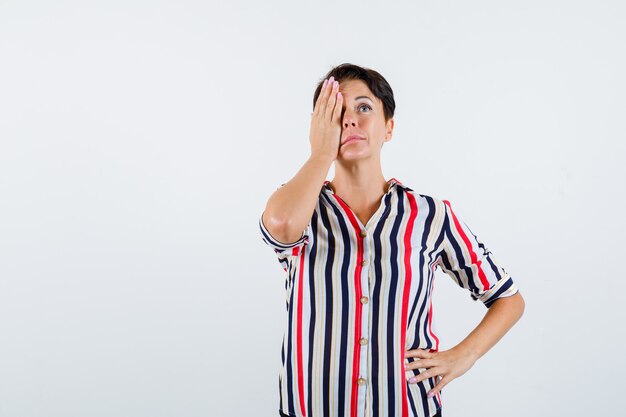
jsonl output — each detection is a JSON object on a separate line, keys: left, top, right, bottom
{"left": 342, "top": 111, "right": 357, "bottom": 128}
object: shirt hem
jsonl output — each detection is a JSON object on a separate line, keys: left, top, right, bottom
{"left": 279, "top": 405, "right": 442, "bottom": 417}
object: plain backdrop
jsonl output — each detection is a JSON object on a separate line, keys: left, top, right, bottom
{"left": 1, "top": 1, "right": 624, "bottom": 416}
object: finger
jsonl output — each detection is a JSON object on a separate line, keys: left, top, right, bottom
{"left": 428, "top": 375, "right": 451, "bottom": 398}
{"left": 313, "top": 78, "right": 329, "bottom": 116}
{"left": 405, "top": 349, "right": 434, "bottom": 359}
{"left": 324, "top": 80, "right": 339, "bottom": 120}
{"left": 319, "top": 76, "right": 335, "bottom": 117}
{"left": 404, "top": 359, "right": 436, "bottom": 371}
{"left": 408, "top": 368, "right": 441, "bottom": 384}
{"left": 333, "top": 90, "right": 343, "bottom": 123}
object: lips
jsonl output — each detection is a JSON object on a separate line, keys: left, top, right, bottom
{"left": 342, "top": 135, "right": 365, "bottom": 145}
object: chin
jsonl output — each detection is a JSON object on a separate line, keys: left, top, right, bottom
{"left": 338, "top": 148, "right": 374, "bottom": 162}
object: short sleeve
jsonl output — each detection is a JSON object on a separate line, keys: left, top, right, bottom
{"left": 259, "top": 210, "right": 309, "bottom": 270}
{"left": 437, "top": 199, "right": 519, "bottom": 308}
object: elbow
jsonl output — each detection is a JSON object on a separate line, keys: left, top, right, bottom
{"left": 513, "top": 290, "right": 525, "bottom": 309}
{"left": 262, "top": 210, "right": 302, "bottom": 245}
{"left": 510, "top": 291, "right": 525, "bottom": 320}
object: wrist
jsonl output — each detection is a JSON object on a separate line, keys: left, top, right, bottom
{"left": 309, "top": 153, "right": 335, "bottom": 166}
{"left": 453, "top": 343, "right": 481, "bottom": 363}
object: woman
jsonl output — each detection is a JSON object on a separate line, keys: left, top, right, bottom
{"left": 259, "top": 63, "right": 525, "bottom": 417}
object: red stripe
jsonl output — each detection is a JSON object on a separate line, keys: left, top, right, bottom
{"left": 400, "top": 192, "right": 418, "bottom": 417}
{"left": 331, "top": 194, "right": 364, "bottom": 417}
{"left": 442, "top": 200, "right": 490, "bottom": 290}
{"left": 296, "top": 249, "right": 306, "bottom": 416}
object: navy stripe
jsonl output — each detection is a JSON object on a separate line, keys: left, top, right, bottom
{"left": 484, "top": 278, "right": 516, "bottom": 308}
{"left": 285, "top": 263, "right": 296, "bottom": 415}
{"left": 321, "top": 192, "right": 351, "bottom": 417}
{"left": 307, "top": 210, "right": 318, "bottom": 415}
{"left": 372, "top": 192, "right": 393, "bottom": 416}
{"left": 449, "top": 228, "right": 480, "bottom": 293}
{"left": 415, "top": 367, "right": 430, "bottom": 417}
{"left": 484, "top": 248, "right": 504, "bottom": 281}
{"left": 438, "top": 250, "right": 463, "bottom": 287}
{"left": 386, "top": 188, "right": 405, "bottom": 417}
{"left": 407, "top": 381, "right": 419, "bottom": 417}
{"left": 318, "top": 200, "right": 334, "bottom": 417}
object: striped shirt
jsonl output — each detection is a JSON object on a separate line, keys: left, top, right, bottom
{"left": 259, "top": 178, "right": 519, "bottom": 417}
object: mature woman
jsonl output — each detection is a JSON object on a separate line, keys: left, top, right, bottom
{"left": 259, "top": 63, "right": 525, "bottom": 417}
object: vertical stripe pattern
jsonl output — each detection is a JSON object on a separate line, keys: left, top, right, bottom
{"left": 259, "top": 178, "right": 519, "bottom": 417}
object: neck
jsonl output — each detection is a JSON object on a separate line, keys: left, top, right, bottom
{"left": 329, "top": 160, "right": 389, "bottom": 205}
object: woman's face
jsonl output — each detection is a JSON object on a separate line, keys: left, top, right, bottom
{"left": 337, "top": 79, "right": 394, "bottom": 162}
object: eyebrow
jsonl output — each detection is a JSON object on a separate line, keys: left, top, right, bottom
{"left": 354, "top": 95, "right": 374, "bottom": 102}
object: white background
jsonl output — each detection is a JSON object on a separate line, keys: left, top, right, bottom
{"left": 1, "top": 1, "right": 624, "bottom": 416}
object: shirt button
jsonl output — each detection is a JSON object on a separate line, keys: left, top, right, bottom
{"left": 360, "top": 230, "right": 367, "bottom": 237}
{"left": 361, "top": 259, "right": 368, "bottom": 266}
{"left": 359, "top": 338, "right": 368, "bottom": 345}
{"left": 357, "top": 378, "right": 367, "bottom": 386}
{"left": 360, "top": 296, "right": 369, "bottom": 304}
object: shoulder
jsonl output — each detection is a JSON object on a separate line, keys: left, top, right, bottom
{"left": 394, "top": 182, "right": 448, "bottom": 209}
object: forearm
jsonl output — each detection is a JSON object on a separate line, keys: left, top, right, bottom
{"left": 262, "top": 155, "right": 333, "bottom": 243}
{"left": 454, "top": 291, "right": 525, "bottom": 361}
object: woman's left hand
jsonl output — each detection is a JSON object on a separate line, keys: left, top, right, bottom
{"left": 404, "top": 346, "right": 478, "bottom": 398}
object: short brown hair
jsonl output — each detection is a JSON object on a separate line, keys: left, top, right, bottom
{"left": 313, "top": 63, "right": 396, "bottom": 122}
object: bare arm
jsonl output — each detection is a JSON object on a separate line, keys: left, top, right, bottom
{"left": 455, "top": 291, "right": 526, "bottom": 361}
{"left": 262, "top": 76, "right": 344, "bottom": 244}
{"left": 261, "top": 155, "right": 333, "bottom": 243}
{"left": 405, "top": 291, "right": 525, "bottom": 397}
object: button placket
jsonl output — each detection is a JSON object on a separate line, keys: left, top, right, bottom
{"left": 357, "top": 227, "right": 371, "bottom": 416}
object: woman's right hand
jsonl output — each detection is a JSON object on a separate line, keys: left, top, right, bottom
{"left": 309, "top": 76, "right": 343, "bottom": 162}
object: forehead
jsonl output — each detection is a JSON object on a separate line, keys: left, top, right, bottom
{"left": 338, "top": 79, "right": 379, "bottom": 104}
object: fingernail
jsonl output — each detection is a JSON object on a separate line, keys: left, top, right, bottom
{"left": 329, "top": 76, "right": 334, "bottom": 82}
{"left": 427, "top": 392, "right": 435, "bottom": 398}
{"left": 408, "top": 377, "right": 417, "bottom": 383}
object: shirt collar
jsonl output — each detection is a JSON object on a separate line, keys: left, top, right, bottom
{"left": 323, "top": 177, "right": 411, "bottom": 194}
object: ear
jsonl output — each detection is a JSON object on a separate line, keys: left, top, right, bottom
{"left": 384, "top": 118, "right": 394, "bottom": 142}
